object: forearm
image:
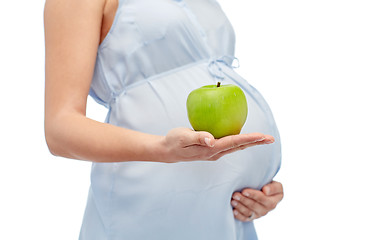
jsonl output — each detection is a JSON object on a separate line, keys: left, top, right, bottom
{"left": 45, "top": 112, "right": 167, "bottom": 163}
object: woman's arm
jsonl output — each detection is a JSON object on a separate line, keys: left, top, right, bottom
{"left": 44, "top": 0, "right": 162, "bottom": 163}
{"left": 44, "top": 0, "right": 275, "bottom": 163}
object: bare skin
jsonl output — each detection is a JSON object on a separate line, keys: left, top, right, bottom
{"left": 100, "top": 0, "right": 118, "bottom": 45}
{"left": 43, "top": 0, "right": 282, "bottom": 221}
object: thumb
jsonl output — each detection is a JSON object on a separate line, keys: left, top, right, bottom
{"left": 262, "top": 181, "right": 283, "bottom": 196}
{"left": 189, "top": 130, "right": 215, "bottom": 147}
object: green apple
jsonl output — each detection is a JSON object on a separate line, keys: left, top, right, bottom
{"left": 186, "top": 82, "right": 248, "bottom": 139}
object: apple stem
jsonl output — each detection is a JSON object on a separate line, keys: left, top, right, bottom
{"left": 217, "top": 82, "right": 221, "bottom": 87}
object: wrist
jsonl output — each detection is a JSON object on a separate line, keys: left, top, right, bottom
{"left": 149, "top": 135, "right": 173, "bottom": 163}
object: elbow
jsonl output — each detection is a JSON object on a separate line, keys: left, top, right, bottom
{"left": 44, "top": 124, "right": 60, "bottom": 157}
{"left": 44, "top": 113, "right": 83, "bottom": 160}
{"left": 44, "top": 116, "right": 69, "bottom": 158}
{"left": 45, "top": 138, "right": 59, "bottom": 157}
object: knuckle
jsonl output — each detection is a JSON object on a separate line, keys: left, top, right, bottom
{"left": 197, "top": 134, "right": 204, "bottom": 145}
{"left": 229, "top": 136, "right": 238, "bottom": 148}
{"left": 240, "top": 206, "right": 249, "bottom": 215}
{"left": 239, "top": 194, "right": 250, "bottom": 202}
{"left": 266, "top": 199, "right": 277, "bottom": 209}
{"left": 178, "top": 136, "right": 186, "bottom": 146}
{"left": 255, "top": 193, "right": 265, "bottom": 202}
{"left": 247, "top": 200, "right": 256, "bottom": 209}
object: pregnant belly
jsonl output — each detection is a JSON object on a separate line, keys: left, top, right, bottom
{"left": 106, "top": 61, "right": 281, "bottom": 188}
{"left": 89, "top": 61, "right": 281, "bottom": 238}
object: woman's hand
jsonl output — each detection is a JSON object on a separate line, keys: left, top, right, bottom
{"left": 162, "top": 128, "right": 275, "bottom": 163}
{"left": 231, "top": 181, "right": 284, "bottom": 222}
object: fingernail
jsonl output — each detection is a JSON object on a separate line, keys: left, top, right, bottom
{"left": 242, "top": 192, "right": 250, "bottom": 197}
{"left": 233, "top": 210, "right": 239, "bottom": 215}
{"left": 233, "top": 195, "right": 241, "bottom": 201}
{"left": 205, "top": 138, "right": 214, "bottom": 147}
{"left": 231, "top": 200, "right": 238, "bottom": 207}
{"left": 265, "top": 139, "right": 274, "bottom": 144}
{"left": 265, "top": 187, "right": 271, "bottom": 195}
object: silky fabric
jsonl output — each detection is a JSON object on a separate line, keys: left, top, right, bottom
{"left": 79, "top": 0, "right": 281, "bottom": 239}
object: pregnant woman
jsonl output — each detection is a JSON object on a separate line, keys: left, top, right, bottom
{"left": 44, "top": 0, "right": 283, "bottom": 239}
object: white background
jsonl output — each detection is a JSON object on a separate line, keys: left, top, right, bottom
{"left": 1, "top": 0, "right": 377, "bottom": 239}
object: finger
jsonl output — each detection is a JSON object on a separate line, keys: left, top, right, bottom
{"left": 262, "top": 181, "right": 284, "bottom": 196}
{"left": 209, "top": 138, "right": 271, "bottom": 160}
{"left": 184, "top": 136, "right": 265, "bottom": 161}
{"left": 232, "top": 193, "right": 267, "bottom": 219}
{"left": 214, "top": 133, "right": 274, "bottom": 152}
{"left": 232, "top": 209, "right": 254, "bottom": 222}
{"left": 241, "top": 189, "right": 280, "bottom": 210}
{"left": 231, "top": 199, "right": 255, "bottom": 220}
{"left": 182, "top": 129, "right": 215, "bottom": 147}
